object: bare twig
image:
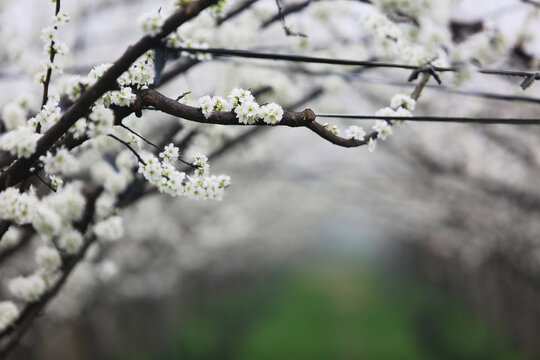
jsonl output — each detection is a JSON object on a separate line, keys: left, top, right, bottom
{"left": 263, "top": 0, "right": 309, "bottom": 37}
{"left": 108, "top": 134, "right": 146, "bottom": 165}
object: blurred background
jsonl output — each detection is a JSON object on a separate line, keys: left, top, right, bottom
{"left": 2, "top": 0, "right": 540, "bottom": 359}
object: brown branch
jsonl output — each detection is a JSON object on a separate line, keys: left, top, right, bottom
{"left": 137, "top": 88, "right": 316, "bottom": 127}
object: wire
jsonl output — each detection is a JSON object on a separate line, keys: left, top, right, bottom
{"left": 316, "top": 114, "right": 540, "bottom": 125}
{"left": 175, "top": 47, "right": 540, "bottom": 79}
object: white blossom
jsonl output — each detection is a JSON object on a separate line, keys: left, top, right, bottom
{"left": 35, "top": 246, "right": 61, "bottom": 272}
{"left": 87, "top": 105, "right": 114, "bottom": 138}
{"left": 42, "top": 182, "right": 86, "bottom": 222}
{"left": 87, "top": 63, "right": 112, "bottom": 86}
{"left": 159, "top": 143, "right": 180, "bottom": 163}
{"left": 138, "top": 8, "right": 165, "bottom": 36}
{"left": 344, "top": 125, "right": 366, "bottom": 141}
{"left": 58, "top": 229, "right": 83, "bottom": 255}
{"left": 33, "top": 203, "right": 63, "bottom": 237}
{"left": 0, "top": 227, "right": 21, "bottom": 249}
{"left": 390, "top": 94, "right": 416, "bottom": 110}
{"left": 49, "top": 175, "right": 63, "bottom": 190}
{"left": 199, "top": 95, "right": 217, "bottom": 118}
{"left": 228, "top": 88, "right": 254, "bottom": 107}
{"left": 9, "top": 274, "right": 46, "bottom": 302}
{"left": 234, "top": 101, "right": 259, "bottom": 124}
{"left": 96, "top": 260, "right": 118, "bottom": 281}
{"left": 372, "top": 120, "right": 392, "bottom": 140}
{"left": 1, "top": 102, "right": 27, "bottom": 130}
{"left": 0, "top": 301, "right": 19, "bottom": 332}
{"left": 0, "top": 187, "right": 38, "bottom": 225}
{"left": 110, "top": 87, "right": 136, "bottom": 107}
{"left": 94, "top": 216, "right": 124, "bottom": 242}
{"left": 258, "top": 103, "right": 283, "bottom": 125}
{"left": 40, "top": 147, "right": 79, "bottom": 175}
{"left": 0, "top": 126, "right": 42, "bottom": 158}
{"left": 368, "top": 138, "right": 377, "bottom": 152}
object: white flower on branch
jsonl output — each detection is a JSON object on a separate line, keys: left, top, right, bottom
{"left": 0, "top": 227, "right": 21, "bottom": 250}
{"left": 0, "top": 187, "right": 38, "bottom": 225}
{"left": 345, "top": 125, "right": 366, "bottom": 141}
{"left": 372, "top": 120, "right": 392, "bottom": 140}
{"left": 235, "top": 100, "right": 259, "bottom": 124}
{"left": 96, "top": 260, "right": 118, "bottom": 282}
{"left": 0, "top": 126, "right": 42, "bottom": 158}
{"left": 0, "top": 301, "right": 19, "bottom": 333}
{"left": 138, "top": 8, "right": 166, "bottom": 36}
{"left": 258, "top": 103, "right": 283, "bottom": 125}
{"left": 88, "top": 105, "right": 114, "bottom": 138}
{"left": 35, "top": 246, "right": 61, "bottom": 272}
{"left": 8, "top": 274, "right": 47, "bottom": 302}
{"left": 94, "top": 216, "right": 124, "bottom": 242}
{"left": 390, "top": 94, "right": 416, "bottom": 111}
{"left": 159, "top": 143, "right": 180, "bottom": 164}
{"left": 58, "top": 229, "right": 84, "bottom": 255}
{"left": 110, "top": 87, "right": 137, "bottom": 107}
{"left": 40, "top": 147, "right": 79, "bottom": 175}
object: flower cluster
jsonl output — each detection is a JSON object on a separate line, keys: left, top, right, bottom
{"left": 0, "top": 125, "right": 42, "bottom": 158}
{"left": 344, "top": 125, "right": 366, "bottom": 141}
{"left": 138, "top": 8, "right": 165, "bottom": 36}
{"left": 117, "top": 51, "right": 156, "bottom": 88}
{"left": 36, "top": 10, "right": 70, "bottom": 83}
{"left": 198, "top": 88, "right": 284, "bottom": 125}
{"left": 8, "top": 275, "right": 47, "bottom": 302}
{"left": 359, "top": 13, "right": 430, "bottom": 64}
{"left": 87, "top": 105, "right": 114, "bottom": 138}
{"left": 372, "top": 119, "right": 392, "bottom": 140}
{"left": 0, "top": 187, "right": 38, "bottom": 225}
{"left": 94, "top": 216, "right": 124, "bottom": 242}
{"left": 1, "top": 94, "right": 33, "bottom": 130}
{"left": 39, "top": 147, "right": 79, "bottom": 175}
{"left": 31, "top": 182, "right": 86, "bottom": 238}
{"left": 390, "top": 94, "right": 416, "bottom": 111}
{"left": 0, "top": 301, "right": 19, "bottom": 332}
{"left": 138, "top": 144, "right": 230, "bottom": 200}
{"left": 88, "top": 63, "right": 112, "bottom": 86}
{"left": 35, "top": 246, "right": 62, "bottom": 272}
{"left": 0, "top": 228, "right": 21, "bottom": 250}
{"left": 199, "top": 95, "right": 232, "bottom": 118}
{"left": 57, "top": 229, "right": 84, "bottom": 254}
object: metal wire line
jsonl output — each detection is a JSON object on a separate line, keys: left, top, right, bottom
{"left": 175, "top": 46, "right": 540, "bottom": 79}
{"left": 316, "top": 114, "right": 540, "bottom": 125}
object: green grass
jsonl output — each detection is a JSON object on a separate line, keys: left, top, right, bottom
{"left": 158, "top": 261, "right": 523, "bottom": 360}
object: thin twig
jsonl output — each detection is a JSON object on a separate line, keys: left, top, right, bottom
{"left": 35, "top": 171, "right": 57, "bottom": 192}
{"left": 272, "top": 0, "right": 308, "bottom": 37}
{"left": 118, "top": 123, "right": 162, "bottom": 152}
{"left": 108, "top": 134, "right": 146, "bottom": 165}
